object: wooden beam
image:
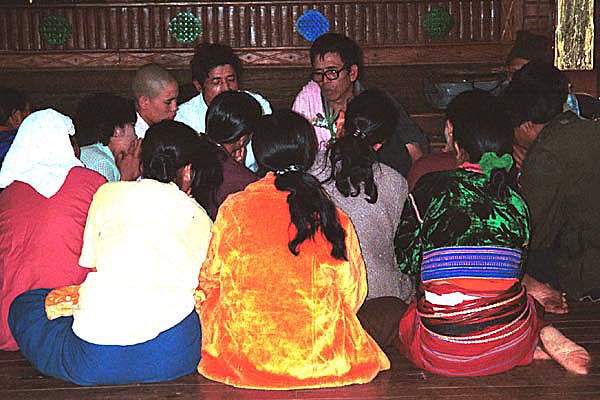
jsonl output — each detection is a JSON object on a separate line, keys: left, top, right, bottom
{"left": 0, "top": 43, "right": 514, "bottom": 71}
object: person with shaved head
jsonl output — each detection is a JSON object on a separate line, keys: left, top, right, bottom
{"left": 132, "top": 64, "right": 179, "bottom": 138}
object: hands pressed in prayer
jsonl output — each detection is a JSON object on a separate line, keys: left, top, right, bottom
{"left": 116, "top": 138, "right": 142, "bottom": 181}
{"left": 231, "top": 145, "right": 246, "bottom": 164}
{"left": 513, "top": 143, "right": 528, "bottom": 169}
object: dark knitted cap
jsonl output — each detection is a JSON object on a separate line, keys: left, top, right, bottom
{"left": 507, "top": 30, "right": 552, "bottom": 63}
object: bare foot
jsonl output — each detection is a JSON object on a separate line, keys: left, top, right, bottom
{"left": 540, "top": 326, "right": 590, "bottom": 374}
{"left": 522, "top": 274, "right": 569, "bottom": 314}
{"left": 533, "top": 346, "right": 551, "bottom": 360}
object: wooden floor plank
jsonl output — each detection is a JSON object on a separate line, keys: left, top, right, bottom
{"left": 1, "top": 302, "right": 599, "bottom": 400}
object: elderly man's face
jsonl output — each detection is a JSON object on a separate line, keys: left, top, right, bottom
{"left": 312, "top": 52, "right": 358, "bottom": 107}
{"left": 141, "top": 81, "right": 179, "bottom": 125}
{"left": 197, "top": 64, "right": 239, "bottom": 106}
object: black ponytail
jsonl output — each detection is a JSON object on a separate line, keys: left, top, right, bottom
{"left": 253, "top": 110, "right": 347, "bottom": 260}
{"left": 448, "top": 90, "right": 514, "bottom": 199}
{"left": 325, "top": 89, "right": 398, "bottom": 203}
{"left": 490, "top": 167, "right": 509, "bottom": 198}
{"left": 191, "top": 136, "right": 224, "bottom": 219}
{"left": 275, "top": 171, "right": 346, "bottom": 259}
{"left": 326, "top": 134, "right": 378, "bottom": 203}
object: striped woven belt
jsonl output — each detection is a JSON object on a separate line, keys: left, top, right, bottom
{"left": 421, "top": 246, "right": 522, "bottom": 283}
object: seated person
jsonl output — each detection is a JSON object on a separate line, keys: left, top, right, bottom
{"left": 197, "top": 110, "right": 389, "bottom": 389}
{"left": 75, "top": 93, "right": 141, "bottom": 182}
{"left": 406, "top": 90, "right": 567, "bottom": 315}
{"left": 503, "top": 30, "right": 580, "bottom": 168}
{"left": 394, "top": 91, "right": 589, "bottom": 376}
{"left": 175, "top": 43, "right": 271, "bottom": 171}
{"left": 132, "top": 64, "right": 179, "bottom": 138}
{"left": 309, "top": 89, "right": 413, "bottom": 302}
{"left": 202, "top": 90, "right": 261, "bottom": 218}
{"left": 0, "top": 87, "right": 30, "bottom": 168}
{"left": 292, "top": 32, "right": 428, "bottom": 176}
{"left": 0, "top": 109, "right": 105, "bottom": 351}
{"left": 8, "top": 120, "right": 213, "bottom": 385}
{"left": 503, "top": 61, "right": 600, "bottom": 304}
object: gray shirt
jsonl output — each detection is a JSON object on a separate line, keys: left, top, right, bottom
{"left": 310, "top": 151, "right": 414, "bottom": 301}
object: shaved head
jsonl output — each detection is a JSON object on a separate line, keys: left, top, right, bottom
{"left": 132, "top": 64, "right": 177, "bottom": 100}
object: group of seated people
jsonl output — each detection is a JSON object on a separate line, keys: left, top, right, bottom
{"left": 0, "top": 31, "right": 597, "bottom": 388}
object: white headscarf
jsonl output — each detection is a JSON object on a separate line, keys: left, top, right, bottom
{"left": 0, "top": 108, "right": 83, "bottom": 198}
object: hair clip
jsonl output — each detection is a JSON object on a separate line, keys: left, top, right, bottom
{"left": 274, "top": 164, "right": 303, "bottom": 176}
{"left": 352, "top": 128, "right": 366, "bottom": 139}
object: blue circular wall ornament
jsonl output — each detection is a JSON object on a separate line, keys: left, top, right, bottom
{"left": 168, "top": 11, "right": 202, "bottom": 44}
{"left": 296, "top": 10, "right": 329, "bottom": 42}
{"left": 40, "top": 14, "right": 72, "bottom": 46}
{"left": 422, "top": 7, "right": 453, "bottom": 39}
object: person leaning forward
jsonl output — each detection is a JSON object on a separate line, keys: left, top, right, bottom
{"left": 292, "top": 32, "right": 428, "bottom": 177}
{"left": 503, "top": 60, "right": 600, "bottom": 305}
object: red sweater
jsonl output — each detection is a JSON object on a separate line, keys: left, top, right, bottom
{"left": 0, "top": 167, "right": 105, "bottom": 350}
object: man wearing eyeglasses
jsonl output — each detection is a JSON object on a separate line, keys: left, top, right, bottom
{"left": 292, "top": 33, "right": 427, "bottom": 176}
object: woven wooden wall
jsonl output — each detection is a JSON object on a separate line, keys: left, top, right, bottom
{"left": 0, "top": 0, "right": 544, "bottom": 70}
{"left": 0, "top": 0, "right": 563, "bottom": 147}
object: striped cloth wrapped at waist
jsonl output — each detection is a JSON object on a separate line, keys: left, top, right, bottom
{"left": 398, "top": 248, "right": 543, "bottom": 376}
{"left": 421, "top": 246, "right": 522, "bottom": 283}
{"left": 418, "top": 246, "right": 527, "bottom": 337}
{"left": 418, "top": 284, "right": 528, "bottom": 337}
{"left": 402, "top": 288, "right": 541, "bottom": 376}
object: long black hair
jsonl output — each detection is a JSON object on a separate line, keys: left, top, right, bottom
{"left": 449, "top": 90, "right": 514, "bottom": 197}
{"left": 194, "top": 135, "right": 225, "bottom": 219}
{"left": 205, "top": 90, "right": 262, "bottom": 144}
{"left": 252, "top": 110, "right": 347, "bottom": 260}
{"left": 142, "top": 120, "right": 223, "bottom": 214}
{"left": 325, "top": 89, "right": 397, "bottom": 203}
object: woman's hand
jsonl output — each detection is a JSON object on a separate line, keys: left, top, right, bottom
{"left": 116, "top": 138, "right": 142, "bottom": 181}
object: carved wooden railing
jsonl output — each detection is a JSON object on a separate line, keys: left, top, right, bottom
{"left": 0, "top": 0, "right": 553, "bottom": 70}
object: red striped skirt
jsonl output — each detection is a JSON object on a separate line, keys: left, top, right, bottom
{"left": 397, "top": 286, "right": 546, "bottom": 376}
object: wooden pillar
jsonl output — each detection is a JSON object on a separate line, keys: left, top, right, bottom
{"left": 555, "top": 0, "right": 594, "bottom": 70}
{"left": 556, "top": 0, "right": 597, "bottom": 96}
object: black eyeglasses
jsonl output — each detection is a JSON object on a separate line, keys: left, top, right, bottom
{"left": 311, "top": 66, "right": 347, "bottom": 83}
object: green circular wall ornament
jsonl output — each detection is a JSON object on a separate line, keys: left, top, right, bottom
{"left": 168, "top": 11, "right": 202, "bottom": 44}
{"left": 422, "top": 7, "right": 453, "bottom": 39}
{"left": 40, "top": 14, "right": 72, "bottom": 46}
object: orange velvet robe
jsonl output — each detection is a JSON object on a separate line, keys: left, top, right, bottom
{"left": 197, "top": 173, "right": 390, "bottom": 390}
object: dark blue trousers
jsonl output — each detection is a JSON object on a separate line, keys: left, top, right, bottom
{"left": 9, "top": 288, "right": 201, "bottom": 386}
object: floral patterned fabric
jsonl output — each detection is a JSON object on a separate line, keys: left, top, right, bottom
{"left": 395, "top": 167, "right": 530, "bottom": 276}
